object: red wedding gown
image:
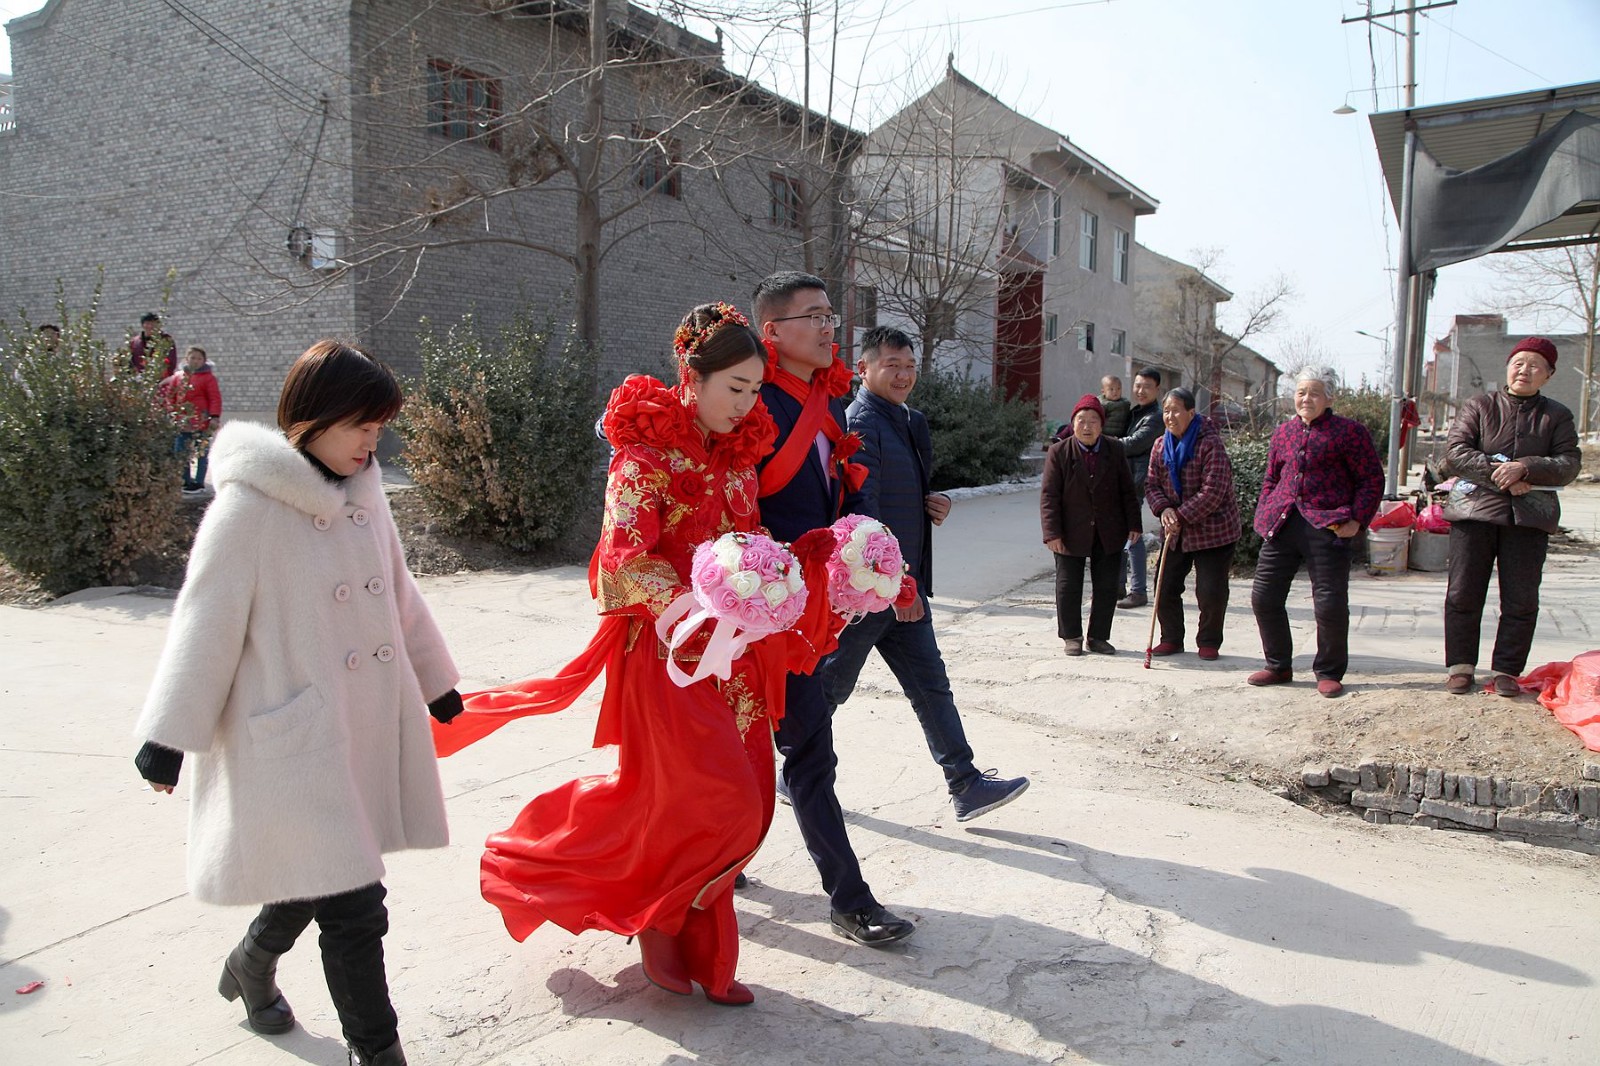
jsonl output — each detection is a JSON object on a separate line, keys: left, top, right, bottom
{"left": 432, "top": 375, "right": 839, "bottom": 997}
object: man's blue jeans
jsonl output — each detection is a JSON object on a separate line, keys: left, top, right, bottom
{"left": 820, "top": 600, "right": 979, "bottom": 795}
{"left": 1119, "top": 532, "right": 1149, "bottom": 597}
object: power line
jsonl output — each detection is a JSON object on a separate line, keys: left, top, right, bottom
{"left": 1420, "top": 10, "right": 1550, "bottom": 85}
{"left": 156, "top": 0, "right": 322, "bottom": 112}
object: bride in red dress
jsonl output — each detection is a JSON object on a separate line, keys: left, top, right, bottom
{"left": 433, "top": 303, "right": 837, "bottom": 1006}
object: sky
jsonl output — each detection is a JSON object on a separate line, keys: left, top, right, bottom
{"left": 5, "top": 0, "right": 1598, "bottom": 382}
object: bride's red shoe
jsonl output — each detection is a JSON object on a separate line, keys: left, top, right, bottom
{"left": 702, "top": 979, "right": 754, "bottom": 1006}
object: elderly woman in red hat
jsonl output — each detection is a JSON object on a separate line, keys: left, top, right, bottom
{"left": 1441, "top": 336, "right": 1580, "bottom": 696}
{"left": 1041, "top": 394, "right": 1142, "bottom": 655}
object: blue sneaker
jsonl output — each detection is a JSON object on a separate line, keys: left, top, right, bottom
{"left": 776, "top": 772, "right": 793, "bottom": 807}
{"left": 951, "top": 771, "right": 1030, "bottom": 823}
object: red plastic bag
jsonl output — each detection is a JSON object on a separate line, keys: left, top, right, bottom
{"left": 1527, "top": 653, "right": 1600, "bottom": 752}
{"left": 1368, "top": 502, "right": 1416, "bottom": 530}
{"left": 1414, "top": 503, "right": 1450, "bottom": 534}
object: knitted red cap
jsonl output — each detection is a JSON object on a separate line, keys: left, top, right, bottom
{"left": 1508, "top": 336, "right": 1558, "bottom": 368}
{"left": 1071, "top": 394, "right": 1105, "bottom": 423}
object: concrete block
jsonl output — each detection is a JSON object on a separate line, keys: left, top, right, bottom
{"left": 1579, "top": 821, "right": 1600, "bottom": 845}
{"left": 1375, "top": 762, "right": 1393, "bottom": 790}
{"left": 1419, "top": 799, "right": 1498, "bottom": 830}
{"left": 1492, "top": 776, "right": 1511, "bottom": 807}
{"left": 1407, "top": 765, "right": 1426, "bottom": 798}
{"left": 1329, "top": 764, "right": 1359, "bottom": 785}
{"left": 1472, "top": 776, "right": 1494, "bottom": 806}
{"left": 1359, "top": 762, "right": 1378, "bottom": 793}
{"left": 1353, "top": 790, "right": 1420, "bottom": 814}
{"left": 1582, "top": 761, "right": 1600, "bottom": 782}
{"left": 1389, "top": 814, "right": 1413, "bottom": 827}
{"left": 1457, "top": 775, "right": 1477, "bottom": 805}
{"left": 1412, "top": 815, "right": 1441, "bottom": 829}
{"left": 1391, "top": 765, "right": 1410, "bottom": 795}
{"left": 1443, "top": 773, "right": 1459, "bottom": 802}
{"left": 1302, "top": 767, "right": 1330, "bottom": 788}
{"left": 1553, "top": 787, "right": 1577, "bottom": 815}
{"left": 1496, "top": 811, "right": 1580, "bottom": 840}
{"left": 1579, "top": 785, "right": 1600, "bottom": 821}
{"left": 1424, "top": 768, "right": 1443, "bottom": 799}
{"left": 1364, "top": 809, "right": 1390, "bottom": 824}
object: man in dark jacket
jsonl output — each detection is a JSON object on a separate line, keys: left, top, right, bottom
{"left": 1115, "top": 368, "right": 1164, "bottom": 608}
{"left": 128, "top": 312, "right": 178, "bottom": 376}
{"left": 820, "top": 327, "right": 1029, "bottom": 825}
{"left": 754, "top": 273, "right": 915, "bottom": 948}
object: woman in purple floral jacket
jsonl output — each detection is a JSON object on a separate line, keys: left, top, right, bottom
{"left": 1247, "top": 368, "right": 1383, "bottom": 698}
{"left": 1145, "top": 388, "right": 1242, "bottom": 660}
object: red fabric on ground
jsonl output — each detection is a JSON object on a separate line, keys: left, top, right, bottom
{"left": 1521, "top": 652, "right": 1600, "bottom": 752}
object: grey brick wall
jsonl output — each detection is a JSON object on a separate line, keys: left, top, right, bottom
{"left": 1, "top": 0, "right": 843, "bottom": 419}
{"left": 0, "top": 0, "right": 358, "bottom": 418}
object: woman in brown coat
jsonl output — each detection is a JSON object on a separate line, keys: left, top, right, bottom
{"left": 1041, "top": 395, "right": 1143, "bottom": 655}
{"left": 1441, "top": 336, "right": 1580, "bottom": 696}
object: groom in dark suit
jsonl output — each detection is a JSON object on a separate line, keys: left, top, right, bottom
{"left": 821, "top": 327, "right": 1029, "bottom": 821}
{"left": 752, "top": 271, "right": 915, "bottom": 947}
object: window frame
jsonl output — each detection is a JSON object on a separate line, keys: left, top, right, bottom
{"left": 426, "top": 59, "right": 503, "bottom": 152}
{"left": 1050, "top": 193, "right": 1063, "bottom": 258}
{"left": 1076, "top": 321, "right": 1095, "bottom": 353}
{"left": 855, "top": 285, "right": 878, "bottom": 331}
{"left": 1113, "top": 227, "right": 1130, "bottom": 284}
{"left": 769, "top": 172, "right": 804, "bottom": 229}
{"left": 633, "top": 125, "right": 683, "bottom": 199}
{"left": 1079, "top": 209, "right": 1098, "bottom": 272}
{"left": 1111, "top": 327, "right": 1126, "bottom": 356}
{"left": 1044, "top": 312, "right": 1059, "bottom": 343}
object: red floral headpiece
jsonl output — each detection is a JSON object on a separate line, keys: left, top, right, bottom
{"left": 673, "top": 302, "right": 751, "bottom": 377}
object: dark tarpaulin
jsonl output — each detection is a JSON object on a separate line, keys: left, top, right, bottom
{"left": 1410, "top": 110, "right": 1600, "bottom": 273}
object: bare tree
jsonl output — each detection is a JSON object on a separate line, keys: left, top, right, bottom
{"left": 223, "top": 0, "right": 853, "bottom": 348}
{"left": 1486, "top": 243, "right": 1600, "bottom": 434}
{"left": 1154, "top": 248, "right": 1293, "bottom": 413}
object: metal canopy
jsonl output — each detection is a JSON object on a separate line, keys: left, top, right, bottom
{"left": 1368, "top": 79, "right": 1600, "bottom": 252}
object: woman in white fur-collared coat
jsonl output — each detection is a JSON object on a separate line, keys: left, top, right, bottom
{"left": 135, "top": 341, "right": 459, "bottom": 1066}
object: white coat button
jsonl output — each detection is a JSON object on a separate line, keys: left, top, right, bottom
{"left": 366, "top": 577, "right": 386, "bottom": 595}
{"left": 313, "top": 515, "right": 332, "bottom": 531}
{"left": 352, "top": 509, "right": 370, "bottom": 527}
{"left": 376, "top": 644, "right": 395, "bottom": 663}
{"left": 345, "top": 651, "right": 361, "bottom": 670}
{"left": 334, "top": 583, "right": 351, "bottom": 602}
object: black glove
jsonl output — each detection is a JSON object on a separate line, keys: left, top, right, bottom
{"left": 135, "top": 741, "right": 184, "bottom": 787}
{"left": 428, "top": 689, "right": 464, "bottom": 725}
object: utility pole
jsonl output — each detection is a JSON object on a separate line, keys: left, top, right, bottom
{"left": 1341, "top": 0, "right": 1456, "bottom": 494}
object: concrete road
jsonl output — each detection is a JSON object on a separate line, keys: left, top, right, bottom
{"left": 2, "top": 485, "right": 1598, "bottom": 1065}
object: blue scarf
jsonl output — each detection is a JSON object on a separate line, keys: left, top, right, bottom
{"left": 1162, "top": 415, "right": 1203, "bottom": 500}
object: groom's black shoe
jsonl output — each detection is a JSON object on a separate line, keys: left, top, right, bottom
{"left": 830, "top": 904, "right": 914, "bottom": 947}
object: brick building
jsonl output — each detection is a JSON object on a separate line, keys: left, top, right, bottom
{"left": 851, "top": 63, "right": 1157, "bottom": 429}
{"left": 0, "top": 0, "right": 855, "bottom": 419}
{"left": 1430, "top": 314, "right": 1597, "bottom": 432}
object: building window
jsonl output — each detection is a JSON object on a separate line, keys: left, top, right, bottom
{"left": 1079, "top": 210, "right": 1098, "bottom": 271}
{"left": 1051, "top": 194, "right": 1062, "bottom": 258}
{"left": 769, "top": 172, "right": 804, "bottom": 229}
{"left": 427, "top": 60, "right": 502, "bottom": 150}
{"left": 633, "top": 126, "right": 682, "bottom": 198}
{"left": 1044, "top": 312, "right": 1059, "bottom": 343}
{"left": 1113, "top": 227, "right": 1130, "bottom": 284}
{"left": 1076, "top": 321, "right": 1095, "bottom": 352}
{"left": 1111, "top": 328, "right": 1126, "bottom": 355}
{"left": 855, "top": 286, "right": 878, "bottom": 330}
{"left": 926, "top": 298, "right": 958, "bottom": 343}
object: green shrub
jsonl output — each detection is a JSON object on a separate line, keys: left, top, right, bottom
{"left": 1336, "top": 385, "right": 1391, "bottom": 459}
{"left": 395, "top": 312, "right": 600, "bottom": 551}
{"left": 1224, "top": 428, "right": 1273, "bottom": 569}
{"left": 911, "top": 369, "right": 1040, "bottom": 491}
{"left": 0, "top": 292, "right": 186, "bottom": 594}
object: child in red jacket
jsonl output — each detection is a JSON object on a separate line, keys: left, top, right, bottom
{"left": 160, "top": 346, "right": 223, "bottom": 492}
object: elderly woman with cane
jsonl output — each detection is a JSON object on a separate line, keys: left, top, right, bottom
{"left": 1441, "top": 336, "right": 1580, "bottom": 697}
{"left": 1041, "top": 395, "right": 1142, "bottom": 655}
{"left": 1144, "top": 388, "right": 1241, "bottom": 661}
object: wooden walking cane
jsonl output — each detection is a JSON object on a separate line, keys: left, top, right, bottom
{"left": 1143, "top": 531, "right": 1176, "bottom": 669}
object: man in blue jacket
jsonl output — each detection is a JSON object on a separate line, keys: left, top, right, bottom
{"left": 753, "top": 273, "right": 915, "bottom": 948}
{"left": 821, "top": 326, "right": 1030, "bottom": 823}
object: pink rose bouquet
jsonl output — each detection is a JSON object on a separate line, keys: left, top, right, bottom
{"left": 825, "top": 514, "right": 906, "bottom": 620}
{"left": 656, "top": 531, "right": 807, "bottom": 686}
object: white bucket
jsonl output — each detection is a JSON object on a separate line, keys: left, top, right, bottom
{"left": 1367, "top": 528, "right": 1409, "bottom": 575}
{"left": 1409, "top": 530, "right": 1450, "bottom": 572}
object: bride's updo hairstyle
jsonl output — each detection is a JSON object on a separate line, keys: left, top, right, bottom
{"left": 673, "top": 302, "right": 763, "bottom": 382}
